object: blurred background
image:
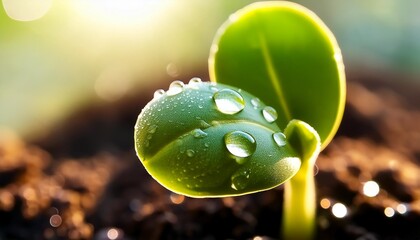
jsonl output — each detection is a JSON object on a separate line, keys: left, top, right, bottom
{"left": 1, "top": 1, "right": 420, "bottom": 239}
{"left": 1, "top": 0, "right": 419, "bottom": 139}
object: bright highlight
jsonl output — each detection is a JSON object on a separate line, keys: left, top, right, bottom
{"left": 71, "top": 0, "right": 171, "bottom": 27}
{"left": 332, "top": 203, "right": 347, "bottom": 218}
{"left": 3, "top": 0, "right": 52, "bottom": 21}
{"left": 363, "top": 181, "right": 380, "bottom": 197}
{"left": 384, "top": 207, "right": 395, "bottom": 217}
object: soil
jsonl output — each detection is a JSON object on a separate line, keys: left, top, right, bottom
{"left": 1, "top": 69, "right": 419, "bottom": 240}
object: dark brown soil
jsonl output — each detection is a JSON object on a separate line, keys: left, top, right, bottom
{"left": 1, "top": 69, "right": 419, "bottom": 240}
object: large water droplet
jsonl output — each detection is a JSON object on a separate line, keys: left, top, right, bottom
{"left": 224, "top": 131, "right": 256, "bottom": 158}
{"left": 231, "top": 170, "right": 250, "bottom": 190}
{"left": 262, "top": 106, "right": 278, "bottom": 123}
{"left": 251, "top": 97, "right": 262, "bottom": 109}
{"left": 192, "top": 129, "right": 207, "bottom": 139}
{"left": 154, "top": 89, "right": 165, "bottom": 99}
{"left": 167, "top": 80, "right": 184, "bottom": 96}
{"left": 273, "top": 132, "right": 287, "bottom": 147}
{"left": 213, "top": 89, "right": 245, "bottom": 115}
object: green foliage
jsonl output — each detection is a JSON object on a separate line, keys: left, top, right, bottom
{"left": 209, "top": 1, "right": 346, "bottom": 149}
{"left": 135, "top": 80, "right": 301, "bottom": 197}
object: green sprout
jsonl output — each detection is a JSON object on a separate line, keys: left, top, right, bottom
{"left": 134, "top": 2, "right": 345, "bottom": 240}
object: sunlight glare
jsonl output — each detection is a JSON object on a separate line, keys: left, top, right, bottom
{"left": 71, "top": 0, "right": 171, "bottom": 27}
{"left": 94, "top": 65, "right": 133, "bottom": 102}
{"left": 3, "top": 0, "right": 52, "bottom": 21}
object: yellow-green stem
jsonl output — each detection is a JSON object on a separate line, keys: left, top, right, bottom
{"left": 282, "top": 119, "right": 321, "bottom": 240}
{"left": 282, "top": 158, "right": 316, "bottom": 240}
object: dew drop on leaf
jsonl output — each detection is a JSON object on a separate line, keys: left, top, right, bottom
{"left": 251, "top": 97, "right": 262, "bottom": 109}
{"left": 273, "top": 132, "right": 287, "bottom": 147}
{"left": 210, "top": 86, "right": 219, "bottom": 92}
{"left": 192, "top": 129, "right": 207, "bottom": 139}
{"left": 148, "top": 125, "right": 157, "bottom": 134}
{"left": 213, "top": 89, "right": 245, "bottom": 114}
{"left": 188, "top": 77, "right": 202, "bottom": 84}
{"left": 167, "top": 80, "right": 184, "bottom": 96}
{"left": 224, "top": 131, "right": 256, "bottom": 158}
{"left": 153, "top": 89, "right": 165, "bottom": 99}
{"left": 262, "top": 106, "right": 278, "bottom": 123}
{"left": 198, "top": 120, "right": 211, "bottom": 129}
{"left": 186, "top": 149, "right": 195, "bottom": 157}
{"left": 231, "top": 170, "right": 250, "bottom": 190}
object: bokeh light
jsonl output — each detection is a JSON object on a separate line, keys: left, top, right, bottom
{"left": 2, "top": 0, "right": 52, "bottom": 21}
{"left": 49, "top": 214, "right": 62, "bottom": 227}
{"left": 384, "top": 207, "right": 395, "bottom": 218}
{"left": 363, "top": 180, "right": 380, "bottom": 197}
{"left": 107, "top": 228, "right": 119, "bottom": 240}
{"left": 169, "top": 193, "right": 185, "bottom": 205}
{"left": 332, "top": 203, "right": 347, "bottom": 218}
{"left": 320, "top": 198, "right": 331, "bottom": 209}
{"left": 396, "top": 203, "right": 408, "bottom": 214}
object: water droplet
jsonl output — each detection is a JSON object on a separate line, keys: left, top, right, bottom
{"left": 251, "top": 97, "right": 262, "bottom": 108}
{"left": 148, "top": 125, "right": 157, "bottom": 134}
{"left": 188, "top": 77, "right": 201, "bottom": 89}
{"left": 154, "top": 89, "right": 165, "bottom": 99}
{"left": 210, "top": 86, "right": 219, "bottom": 92}
{"left": 167, "top": 80, "right": 184, "bottom": 96}
{"left": 273, "top": 132, "right": 286, "bottom": 147}
{"left": 231, "top": 170, "right": 250, "bottom": 190}
{"left": 262, "top": 106, "right": 278, "bottom": 123}
{"left": 199, "top": 120, "right": 211, "bottom": 129}
{"left": 192, "top": 129, "right": 207, "bottom": 139}
{"left": 213, "top": 89, "right": 245, "bottom": 115}
{"left": 186, "top": 149, "right": 195, "bottom": 157}
{"left": 224, "top": 131, "right": 256, "bottom": 158}
{"left": 189, "top": 77, "right": 202, "bottom": 84}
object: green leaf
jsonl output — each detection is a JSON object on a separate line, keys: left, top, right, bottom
{"left": 209, "top": 1, "right": 346, "bottom": 149}
{"left": 134, "top": 80, "right": 301, "bottom": 197}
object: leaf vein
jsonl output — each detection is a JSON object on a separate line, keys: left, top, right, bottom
{"left": 258, "top": 33, "right": 292, "bottom": 122}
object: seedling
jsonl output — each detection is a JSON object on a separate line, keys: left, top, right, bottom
{"left": 134, "top": 2, "right": 345, "bottom": 240}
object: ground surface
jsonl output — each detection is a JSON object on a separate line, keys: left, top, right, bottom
{"left": 1, "top": 70, "right": 419, "bottom": 239}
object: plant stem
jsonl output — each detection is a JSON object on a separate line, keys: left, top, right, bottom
{"left": 282, "top": 119, "right": 321, "bottom": 240}
{"left": 282, "top": 157, "right": 317, "bottom": 240}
